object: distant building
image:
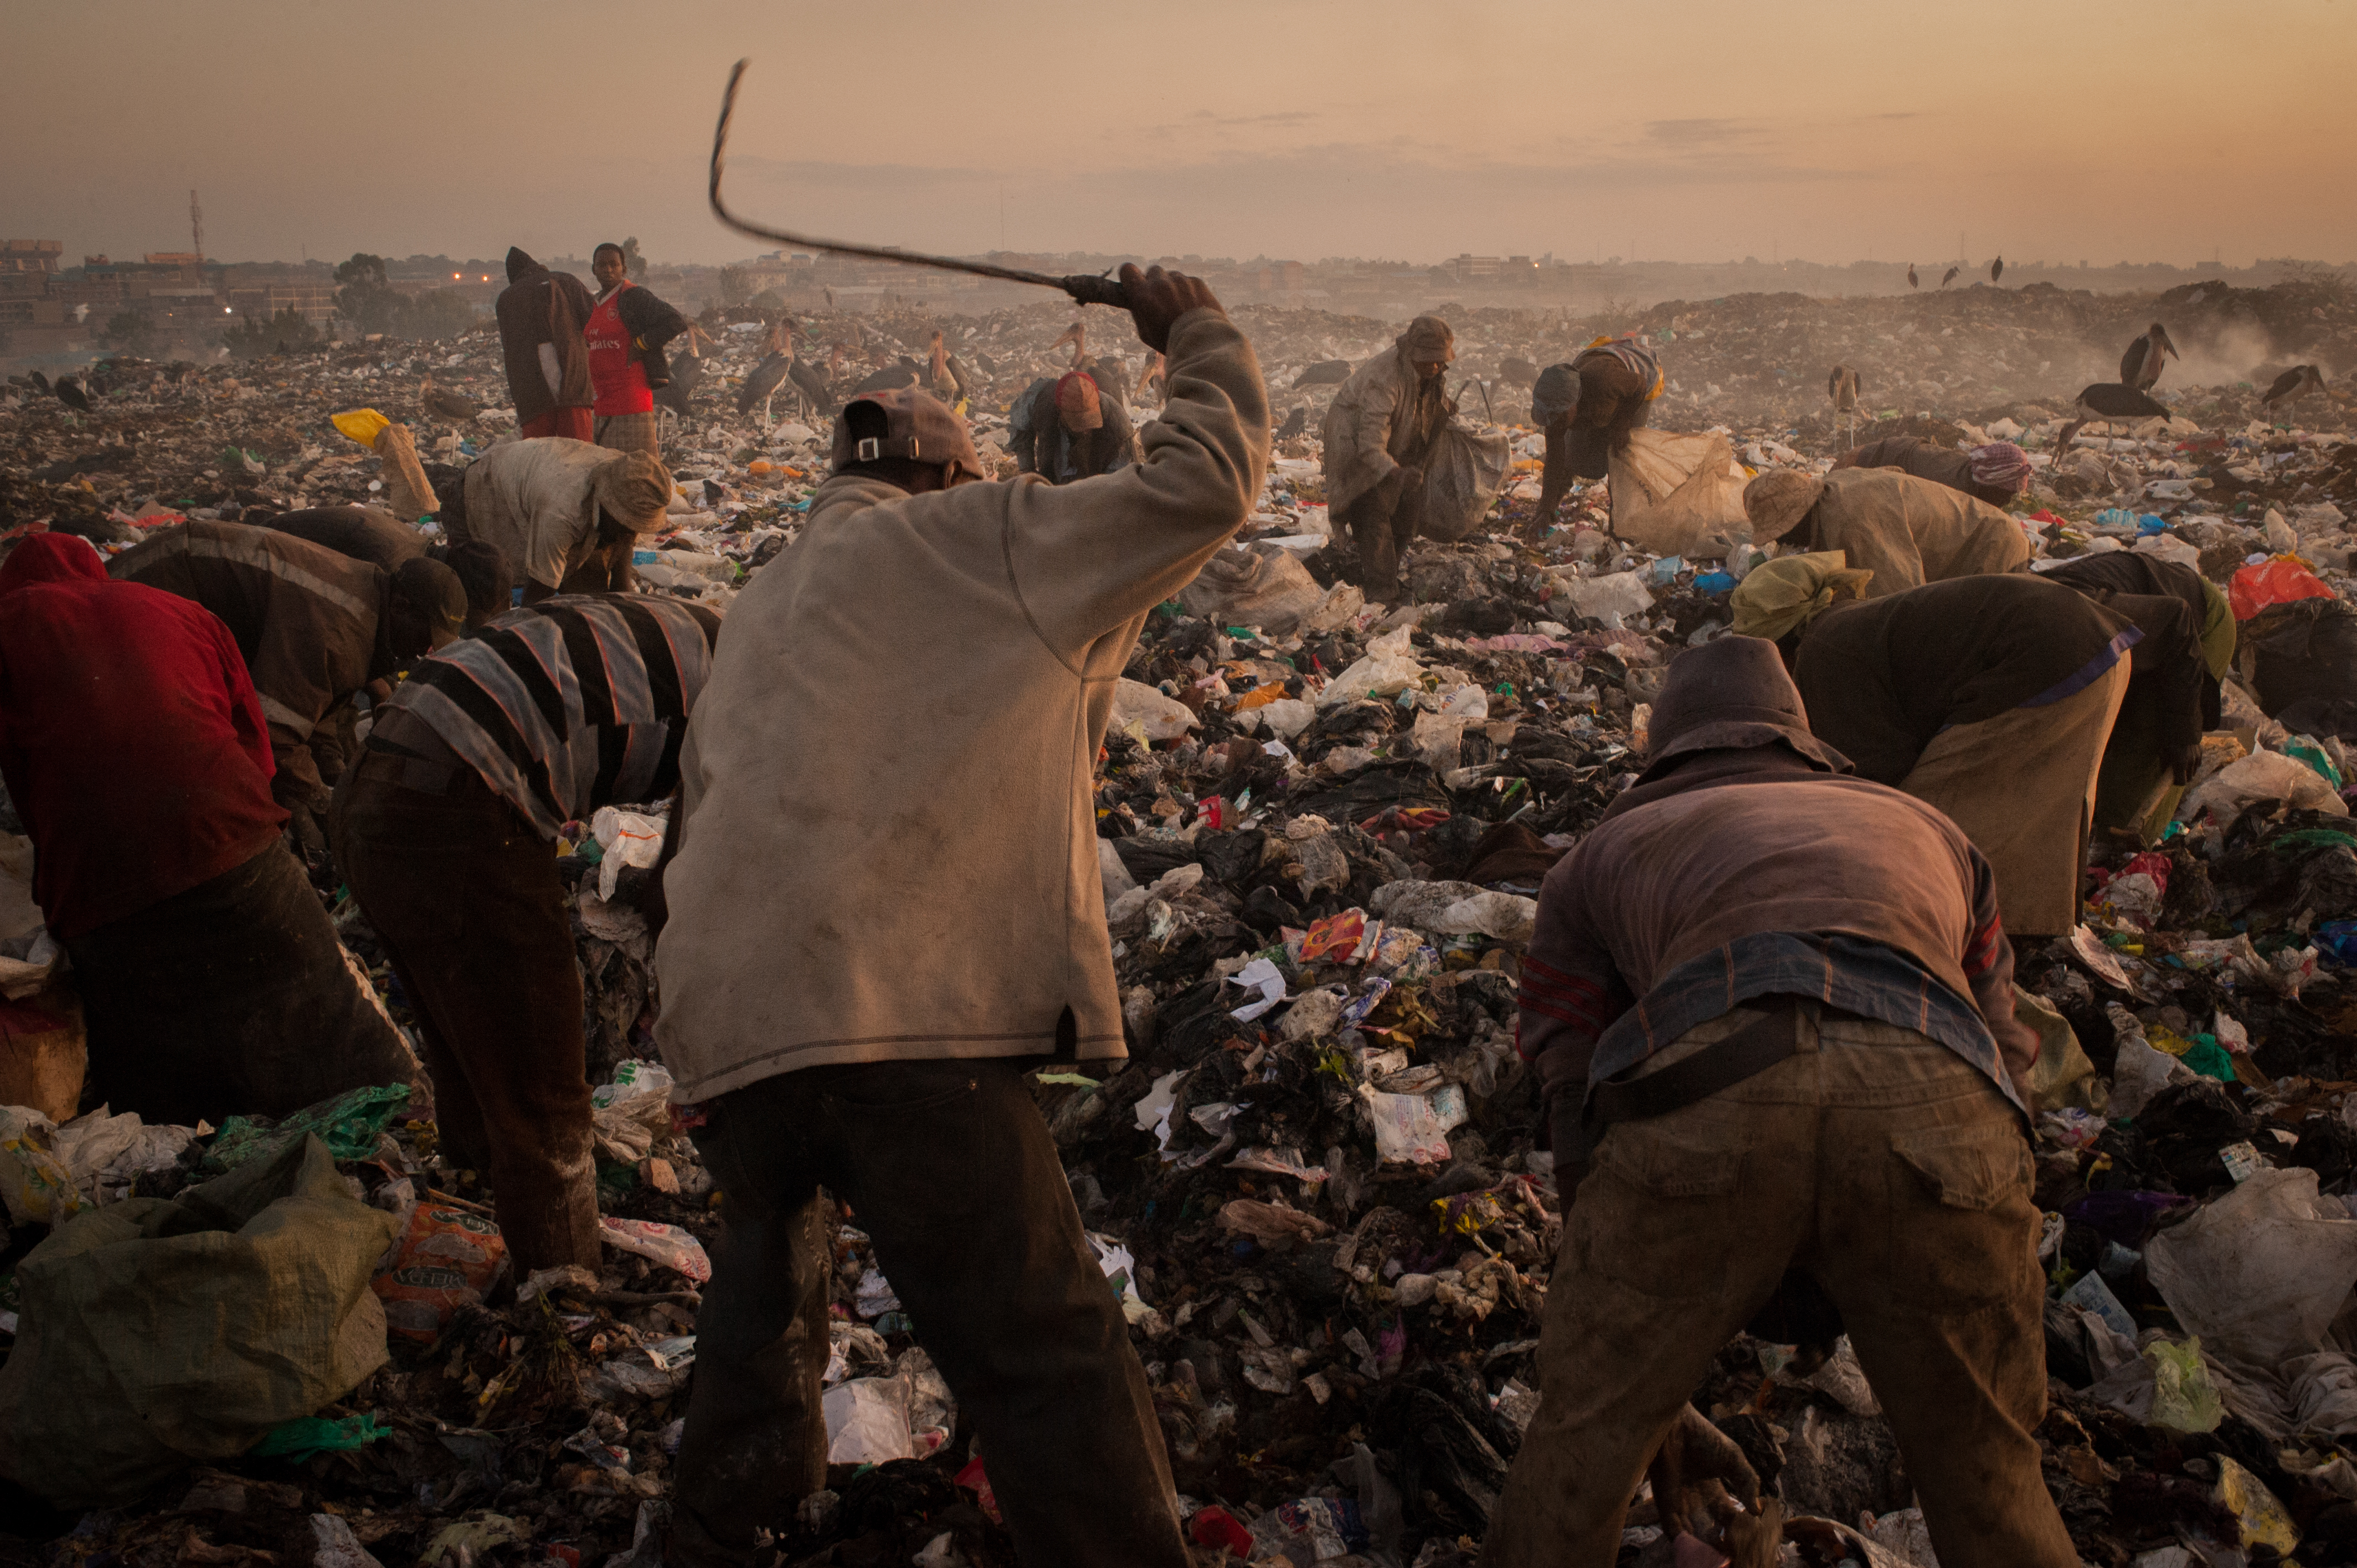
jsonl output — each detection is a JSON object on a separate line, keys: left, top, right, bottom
{"left": 1, "top": 240, "right": 62, "bottom": 275}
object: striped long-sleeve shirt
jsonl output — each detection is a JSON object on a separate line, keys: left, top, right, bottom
{"left": 374, "top": 595, "right": 721, "bottom": 837}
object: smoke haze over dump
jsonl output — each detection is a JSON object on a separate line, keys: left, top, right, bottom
{"left": 8, "top": 0, "right": 2357, "bottom": 270}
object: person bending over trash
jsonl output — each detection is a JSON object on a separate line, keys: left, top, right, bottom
{"left": 261, "top": 504, "right": 513, "bottom": 632}
{"left": 0, "top": 534, "right": 417, "bottom": 1126}
{"left": 2044, "top": 552, "right": 2234, "bottom": 843}
{"left": 1010, "top": 367, "right": 1138, "bottom": 483}
{"left": 1736, "top": 560, "right": 2138, "bottom": 938}
{"left": 331, "top": 592, "right": 722, "bottom": 1276}
{"left": 1527, "top": 336, "right": 1663, "bottom": 533}
{"left": 1322, "top": 314, "right": 1456, "bottom": 596}
{"left": 1829, "top": 434, "right": 2032, "bottom": 509}
{"left": 442, "top": 437, "right": 673, "bottom": 604}
{"left": 495, "top": 246, "right": 597, "bottom": 442}
{"left": 1484, "top": 633, "right": 2073, "bottom": 1568}
{"left": 585, "top": 241, "right": 689, "bottom": 460}
{"left": 653, "top": 262, "right": 1268, "bottom": 1568}
{"left": 107, "top": 519, "right": 465, "bottom": 846}
{"left": 1743, "top": 464, "right": 2029, "bottom": 598}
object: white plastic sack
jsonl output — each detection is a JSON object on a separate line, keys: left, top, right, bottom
{"left": 1553, "top": 570, "right": 1654, "bottom": 627}
{"left": 1432, "top": 891, "right": 1539, "bottom": 945}
{"left": 1321, "top": 628, "right": 1424, "bottom": 705}
{"left": 591, "top": 807, "right": 667, "bottom": 900}
{"left": 1181, "top": 545, "right": 1327, "bottom": 636}
{"left": 1607, "top": 428, "right": 1751, "bottom": 559}
{"left": 1414, "top": 424, "right": 1512, "bottom": 544}
{"left": 1361, "top": 1083, "right": 1468, "bottom": 1165}
{"left": 2180, "top": 750, "right": 2350, "bottom": 822}
{"left": 1113, "top": 679, "right": 1198, "bottom": 742}
{"left": 2145, "top": 1168, "right": 2357, "bottom": 1368}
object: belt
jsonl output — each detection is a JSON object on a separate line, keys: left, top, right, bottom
{"left": 1585, "top": 996, "right": 1821, "bottom": 1131}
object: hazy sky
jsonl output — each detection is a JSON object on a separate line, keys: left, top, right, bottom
{"left": 10, "top": 0, "right": 2355, "bottom": 270}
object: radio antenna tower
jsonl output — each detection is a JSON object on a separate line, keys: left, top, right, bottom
{"left": 190, "top": 190, "right": 204, "bottom": 261}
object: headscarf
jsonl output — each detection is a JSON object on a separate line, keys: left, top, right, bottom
{"left": 1056, "top": 372, "right": 1103, "bottom": 431}
{"left": 1743, "top": 470, "right": 1827, "bottom": 543}
{"left": 1399, "top": 316, "right": 1456, "bottom": 367}
{"left": 505, "top": 246, "right": 541, "bottom": 285}
{"left": 1968, "top": 441, "right": 2032, "bottom": 492}
{"left": 592, "top": 450, "right": 677, "bottom": 533}
{"left": 1729, "top": 550, "right": 1874, "bottom": 641}
{"left": 0, "top": 532, "right": 106, "bottom": 594}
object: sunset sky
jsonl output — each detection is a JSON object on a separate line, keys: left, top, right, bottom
{"left": 10, "top": 0, "right": 2354, "bottom": 270}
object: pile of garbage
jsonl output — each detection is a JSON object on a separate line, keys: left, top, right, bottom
{"left": 7, "top": 278, "right": 2357, "bottom": 1568}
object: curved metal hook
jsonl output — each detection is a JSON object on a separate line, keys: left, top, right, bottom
{"left": 707, "top": 61, "right": 1126, "bottom": 307}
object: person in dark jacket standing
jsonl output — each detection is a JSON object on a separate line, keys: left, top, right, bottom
{"left": 332, "top": 593, "right": 722, "bottom": 1275}
{"left": 495, "top": 247, "right": 596, "bottom": 441}
{"left": 1484, "top": 635, "right": 2072, "bottom": 1568}
{"left": 1832, "top": 435, "right": 2031, "bottom": 508}
{"left": 585, "top": 242, "right": 689, "bottom": 460}
{"left": 0, "top": 534, "right": 416, "bottom": 1126}
{"left": 107, "top": 520, "right": 465, "bottom": 815}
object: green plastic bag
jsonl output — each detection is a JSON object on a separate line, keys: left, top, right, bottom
{"left": 251, "top": 1411, "right": 390, "bottom": 1462}
{"left": 2146, "top": 1337, "right": 2224, "bottom": 1433}
{"left": 205, "top": 1083, "right": 411, "bottom": 1174}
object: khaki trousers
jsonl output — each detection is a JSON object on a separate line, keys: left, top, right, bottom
{"left": 1898, "top": 660, "right": 2129, "bottom": 938}
{"left": 1481, "top": 1030, "right": 2076, "bottom": 1568}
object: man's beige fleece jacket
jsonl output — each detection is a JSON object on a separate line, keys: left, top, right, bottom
{"left": 655, "top": 307, "right": 1269, "bottom": 1101}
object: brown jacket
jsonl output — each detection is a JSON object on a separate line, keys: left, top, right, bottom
{"left": 654, "top": 308, "right": 1270, "bottom": 1098}
{"left": 1788, "top": 467, "right": 2029, "bottom": 595}
{"left": 106, "top": 521, "right": 394, "bottom": 805}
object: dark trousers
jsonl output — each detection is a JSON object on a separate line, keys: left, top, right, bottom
{"left": 330, "top": 754, "right": 601, "bottom": 1274}
{"left": 66, "top": 843, "right": 416, "bottom": 1128}
{"left": 671, "top": 1059, "right": 1188, "bottom": 1568}
{"left": 1341, "top": 482, "right": 1418, "bottom": 597}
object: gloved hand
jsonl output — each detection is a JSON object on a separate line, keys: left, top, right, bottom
{"left": 1646, "top": 1402, "right": 1764, "bottom": 1540}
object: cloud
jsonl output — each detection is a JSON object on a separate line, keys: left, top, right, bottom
{"left": 1643, "top": 118, "right": 1761, "bottom": 147}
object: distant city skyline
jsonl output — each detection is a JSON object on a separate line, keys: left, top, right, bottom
{"left": 9, "top": 0, "right": 2354, "bottom": 272}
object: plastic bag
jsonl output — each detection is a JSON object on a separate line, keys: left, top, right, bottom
{"left": 599, "top": 1216, "right": 712, "bottom": 1282}
{"left": 590, "top": 1059, "right": 677, "bottom": 1164}
{"left": 204, "top": 1083, "right": 411, "bottom": 1174}
{"left": 1607, "top": 428, "right": 1751, "bottom": 559}
{"left": 373, "top": 1201, "right": 508, "bottom": 1341}
{"left": 1413, "top": 424, "right": 1511, "bottom": 544}
{"left": 2145, "top": 1167, "right": 2357, "bottom": 1366}
{"left": 2231, "top": 556, "right": 2337, "bottom": 621}
{"left": 0, "top": 1105, "right": 82, "bottom": 1227}
{"left": 1320, "top": 627, "right": 1424, "bottom": 705}
{"left": 331, "top": 408, "right": 392, "bottom": 448}
{"left": 0, "top": 1136, "right": 398, "bottom": 1507}
{"left": 591, "top": 808, "right": 667, "bottom": 901}
{"left": 1553, "top": 569, "right": 1655, "bottom": 627}
{"left": 1112, "top": 678, "right": 1198, "bottom": 742}
{"left": 2179, "top": 749, "right": 2350, "bottom": 822}
{"left": 1181, "top": 545, "right": 1327, "bottom": 637}
{"left": 2145, "top": 1338, "right": 2224, "bottom": 1433}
